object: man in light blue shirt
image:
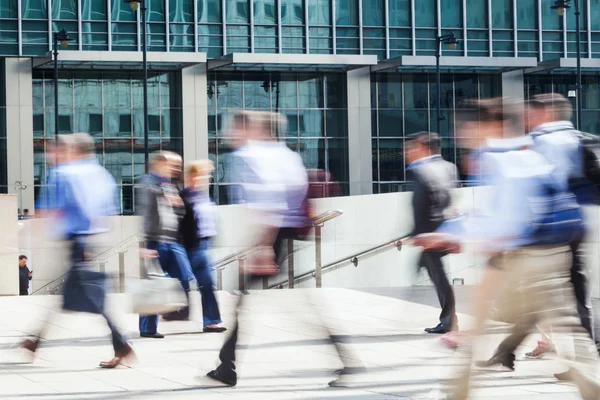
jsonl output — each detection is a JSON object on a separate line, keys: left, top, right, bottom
{"left": 21, "top": 133, "right": 133, "bottom": 370}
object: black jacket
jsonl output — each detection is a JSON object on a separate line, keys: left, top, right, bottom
{"left": 407, "top": 156, "right": 458, "bottom": 236}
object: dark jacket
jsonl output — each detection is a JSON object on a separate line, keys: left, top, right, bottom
{"left": 179, "top": 187, "right": 200, "bottom": 251}
{"left": 137, "top": 173, "right": 184, "bottom": 243}
{"left": 407, "top": 156, "right": 458, "bottom": 236}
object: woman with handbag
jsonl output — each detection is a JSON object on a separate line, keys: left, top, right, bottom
{"left": 180, "top": 160, "right": 226, "bottom": 333}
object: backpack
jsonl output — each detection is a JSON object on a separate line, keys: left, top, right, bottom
{"left": 529, "top": 174, "right": 584, "bottom": 245}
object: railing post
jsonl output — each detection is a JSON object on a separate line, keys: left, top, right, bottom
{"left": 315, "top": 225, "right": 322, "bottom": 288}
{"left": 238, "top": 258, "right": 245, "bottom": 291}
{"left": 139, "top": 241, "right": 146, "bottom": 279}
{"left": 217, "top": 268, "right": 223, "bottom": 291}
{"left": 118, "top": 251, "right": 125, "bottom": 293}
{"left": 287, "top": 239, "right": 295, "bottom": 289}
{"left": 99, "top": 261, "right": 106, "bottom": 274}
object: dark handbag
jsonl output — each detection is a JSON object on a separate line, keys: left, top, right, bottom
{"left": 62, "top": 266, "right": 107, "bottom": 315}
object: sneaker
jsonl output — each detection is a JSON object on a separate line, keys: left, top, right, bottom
{"left": 525, "top": 340, "right": 553, "bottom": 359}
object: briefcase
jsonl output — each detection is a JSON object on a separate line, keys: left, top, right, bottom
{"left": 130, "top": 260, "right": 188, "bottom": 316}
{"left": 62, "top": 266, "right": 107, "bottom": 315}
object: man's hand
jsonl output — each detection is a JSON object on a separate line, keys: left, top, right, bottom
{"left": 410, "top": 233, "right": 462, "bottom": 253}
{"left": 28, "top": 271, "right": 33, "bottom": 278}
{"left": 139, "top": 249, "right": 159, "bottom": 259}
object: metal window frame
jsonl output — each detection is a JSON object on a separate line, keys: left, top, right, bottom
{"left": 410, "top": 0, "right": 416, "bottom": 55}
{"left": 249, "top": 0, "right": 255, "bottom": 52}
{"left": 563, "top": 4, "right": 567, "bottom": 58}
{"left": 222, "top": 0, "right": 227, "bottom": 54}
{"left": 462, "top": 0, "right": 467, "bottom": 56}
{"left": 537, "top": 0, "right": 542, "bottom": 61}
{"left": 384, "top": 0, "right": 390, "bottom": 59}
{"left": 193, "top": 0, "right": 198, "bottom": 52}
{"left": 17, "top": 0, "right": 22, "bottom": 55}
{"left": 107, "top": 0, "right": 113, "bottom": 51}
{"left": 487, "top": 0, "right": 493, "bottom": 57}
{"left": 587, "top": 0, "right": 591, "bottom": 58}
{"left": 165, "top": 0, "right": 171, "bottom": 52}
{"left": 277, "top": 0, "right": 283, "bottom": 52}
{"left": 47, "top": 0, "right": 52, "bottom": 52}
{"left": 358, "top": 0, "right": 363, "bottom": 54}
{"left": 332, "top": 0, "right": 337, "bottom": 54}
{"left": 305, "top": 0, "right": 310, "bottom": 54}
{"left": 513, "top": 0, "right": 518, "bottom": 57}
{"left": 77, "top": 0, "right": 83, "bottom": 50}
{"left": 136, "top": 3, "right": 141, "bottom": 52}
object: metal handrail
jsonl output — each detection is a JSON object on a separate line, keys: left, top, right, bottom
{"left": 32, "top": 232, "right": 144, "bottom": 295}
{"left": 269, "top": 235, "right": 408, "bottom": 289}
{"left": 312, "top": 210, "right": 343, "bottom": 226}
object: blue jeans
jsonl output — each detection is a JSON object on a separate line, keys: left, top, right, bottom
{"left": 189, "top": 239, "right": 222, "bottom": 327}
{"left": 139, "top": 241, "right": 194, "bottom": 334}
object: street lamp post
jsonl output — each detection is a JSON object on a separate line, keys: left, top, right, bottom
{"left": 52, "top": 29, "right": 72, "bottom": 140}
{"left": 552, "top": 0, "right": 582, "bottom": 129}
{"left": 435, "top": 33, "right": 459, "bottom": 136}
{"left": 125, "top": 0, "right": 149, "bottom": 172}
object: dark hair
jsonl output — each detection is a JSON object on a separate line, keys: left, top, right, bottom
{"left": 406, "top": 131, "right": 441, "bottom": 153}
{"left": 18, "top": 255, "right": 27, "bottom": 260}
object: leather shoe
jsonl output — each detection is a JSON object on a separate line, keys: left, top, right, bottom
{"left": 475, "top": 352, "right": 515, "bottom": 371}
{"left": 424, "top": 323, "right": 451, "bottom": 334}
{"left": 20, "top": 338, "right": 40, "bottom": 353}
{"left": 99, "top": 343, "right": 136, "bottom": 369}
{"left": 140, "top": 332, "right": 165, "bottom": 339}
{"left": 207, "top": 369, "right": 237, "bottom": 386}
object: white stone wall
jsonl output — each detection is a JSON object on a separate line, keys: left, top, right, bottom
{"left": 0, "top": 195, "right": 20, "bottom": 295}
{"left": 19, "top": 188, "right": 600, "bottom": 298}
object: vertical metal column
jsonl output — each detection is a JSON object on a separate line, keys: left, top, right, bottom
{"left": 118, "top": 251, "right": 125, "bottom": 293}
{"left": 139, "top": 241, "right": 146, "bottom": 278}
{"left": 141, "top": 2, "right": 150, "bottom": 172}
{"left": 217, "top": 268, "right": 223, "bottom": 291}
{"left": 287, "top": 239, "right": 295, "bottom": 289}
{"left": 574, "top": 0, "right": 583, "bottom": 130}
{"left": 314, "top": 226, "right": 322, "bottom": 288}
{"left": 238, "top": 258, "right": 245, "bottom": 291}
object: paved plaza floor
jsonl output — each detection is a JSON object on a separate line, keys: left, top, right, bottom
{"left": 0, "top": 287, "right": 593, "bottom": 399}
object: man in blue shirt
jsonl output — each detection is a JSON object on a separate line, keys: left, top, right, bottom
{"left": 21, "top": 133, "right": 134, "bottom": 369}
{"left": 413, "top": 98, "right": 600, "bottom": 399}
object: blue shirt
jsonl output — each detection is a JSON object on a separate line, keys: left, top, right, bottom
{"left": 41, "top": 158, "right": 118, "bottom": 237}
{"left": 439, "top": 137, "right": 579, "bottom": 251}
{"left": 189, "top": 189, "right": 217, "bottom": 238}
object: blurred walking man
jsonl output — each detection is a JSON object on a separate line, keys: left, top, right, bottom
{"left": 22, "top": 133, "right": 134, "bottom": 369}
{"left": 406, "top": 131, "right": 459, "bottom": 334}
{"left": 414, "top": 98, "right": 600, "bottom": 400}
{"left": 137, "top": 151, "right": 194, "bottom": 338}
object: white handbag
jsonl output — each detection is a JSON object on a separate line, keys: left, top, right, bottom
{"left": 131, "top": 259, "right": 188, "bottom": 316}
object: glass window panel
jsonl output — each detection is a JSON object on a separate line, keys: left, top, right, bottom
{"left": 75, "top": 108, "right": 103, "bottom": 136}
{"left": 308, "top": 0, "right": 330, "bottom": 25}
{"left": 299, "top": 138, "right": 325, "bottom": 170}
{"left": 478, "top": 75, "right": 501, "bottom": 98}
{"left": 58, "top": 113, "right": 73, "bottom": 133}
{"left": 325, "top": 110, "right": 347, "bottom": 138}
{"left": 415, "top": 0, "right": 435, "bottom": 27}
{"left": 542, "top": 2, "right": 560, "bottom": 30}
{"left": 227, "top": 0, "right": 249, "bottom": 23}
{"left": 378, "top": 110, "right": 403, "bottom": 137}
{"left": 440, "top": 0, "right": 462, "bottom": 28}
{"left": 389, "top": 0, "right": 410, "bottom": 27}
{"left": 0, "top": 0, "right": 17, "bottom": 18}
{"left": 52, "top": 0, "right": 76, "bottom": 20}
{"left": 132, "top": 75, "right": 160, "bottom": 108}
{"left": 404, "top": 109, "right": 429, "bottom": 134}
{"left": 272, "top": 73, "right": 297, "bottom": 109}
{"left": 81, "top": 0, "right": 107, "bottom": 20}
{"left": 582, "top": 76, "right": 600, "bottom": 110}
{"left": 216, "top": 73, "right": 243, "bottom": 108}
{"left": 377, "top": 74, "right": 402, "bottom": 109}
{"left": 104, "top": 110, "right": 131, "bottom": 137}
{"left": 104, "top": 138, "right": 133, "bottom": 183}
{"left": 162, "top": 108, "right": 182, "bottom": 139}
{"left": 403, "top": 73, "right": 428, "bottom": 108}
{"left": 592, "top": 0, "right": 600, "bottom": 30}
{"left": 132, "top": 109, "right": 161, "bottom": 138}
{"left": 492, "top": 0, "right": 512, "bottom": 29}
{"left": 103, "top": 74, "right": 131, "bottom": 108}
{"left": 279, "top": 110, "right": 299, "bottom": 136}
{"left": 466, "top": 0, "right": 487, "bottom": 29}
{"left": 199, "top": 0, "right": 221, "bottom": 23}
{"left": 243, "top": 73, "right": 271, "bottom": 109}
{"left": 32, "top": 78, "right": 43, "bottom": 107}
{"left": 169, "top": 0, "right": 193, "bottom": 22}
{"left": 33, "top": 108, "right": 44, "bottom": 137}
{"left": 325, "top": 73, "right": 347, "bottom": 109}
{"left": 299, "top": 110, "right": 325, "bottom": 137}
{"left": 44, "top": 108, "right": 55, "bottom": 136}
{"left": 336, "top": 0, "right": 357, "bottom": 25}
{"left": 454, "top": 74, "right": 479, "bottom": 104}
{"left": 362, "top": 0, "right": 384, "bottom": 26}
{"left": 378, "top": 139, "right": 404, "bottom": 181}
{"left": 297, "top": 73, "right": 324, "bottom": 108}
{"left": 429, "top": 109, "right": 453, "bottom": 137}
{"left": 327, "top": 139, "right": 349, "bottom": 182}
{"left": 22, "top": 0, "right": 47, "bottom": 19}
{"left": 74, "top": 73, "right": 102, "bottom": 107}
{"left": 517, "top": 0, "right": 536, "bottom": 30}
{"left": 254, "top": 0, "right": 276, "bottom": 24}
{"left": 147, "top": 0, "right": 166, "bottom": 22}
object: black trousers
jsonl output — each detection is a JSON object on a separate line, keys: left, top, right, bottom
{"left": 419, "top": 251, "right": 457, "bottom": 327}
{"left": 495, "top": 240, "right": 599, "bottom": 356}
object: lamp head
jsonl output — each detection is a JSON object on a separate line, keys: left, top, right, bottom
{"left": 55, "top": 29, "right": 72, "bottom": 49}
{"left": 551, "top": 1, "right": 571, "bottom": 17}
{"left": 125, "top": 0, "right": 141, "bottom": 12}
{"left": 443, "top": 32, "right": 459, "bottom": 51}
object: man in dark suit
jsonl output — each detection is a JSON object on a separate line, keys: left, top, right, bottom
{"left": 406, "top": 131, "right": 459, "bottom": 334}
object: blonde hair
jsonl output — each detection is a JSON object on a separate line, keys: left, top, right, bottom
{"left": 186, "top": 159, "right": 214, "bottom": 178}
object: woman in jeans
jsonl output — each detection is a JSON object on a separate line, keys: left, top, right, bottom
{"left": 180, "top": 160, "right": 226, "bottom": 333}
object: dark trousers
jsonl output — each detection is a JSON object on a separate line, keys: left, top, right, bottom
{"left": 495, "top": 240, "right": 599, "bottom": 357}
{"left": 139, "top": 240, "right": 194, "bottom": 334}
{"left": 20, "top": 290, "right": 28, "bottom": 296}
{"left": 419, "top": 251, "right": 457, "bottom": 327}
{"left": 35, "top": 235, "right": 128, "bottom": 353}
{"left": 188, "top": 239, "right": 222, "bottom": 327}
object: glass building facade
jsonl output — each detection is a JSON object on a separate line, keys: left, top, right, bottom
{"left": 0, "top": 0, "right": 599, "bottom": 213}
{"left": 31, "top": 70, "right": 183, "bottom": 214}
